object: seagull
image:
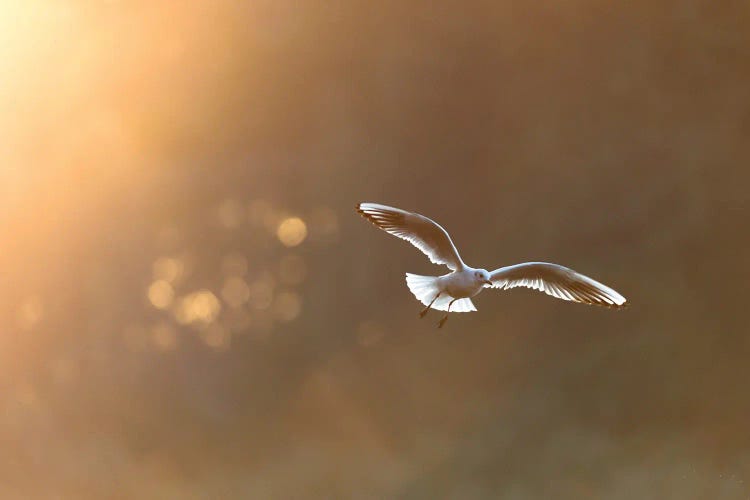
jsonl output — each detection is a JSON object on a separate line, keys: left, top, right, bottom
{"left": 356, "top": 202, "right": 627, "bottom": 328}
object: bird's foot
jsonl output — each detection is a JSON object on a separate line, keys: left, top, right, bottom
{"left": 437, "top": 316, "right": 448, "bottom": 328}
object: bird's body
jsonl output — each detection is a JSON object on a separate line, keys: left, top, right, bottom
{"left": 441, "top": 267, "right": 488, "bottom": 299}
{"left": 356, "top": 202, "right": 627, "bottom": 327}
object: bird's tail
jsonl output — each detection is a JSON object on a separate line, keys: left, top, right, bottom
{"left": 405, "top": 273, "right": 476, "bottom": 313}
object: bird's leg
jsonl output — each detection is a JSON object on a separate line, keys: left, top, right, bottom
{"left": 438, "top": 298, "right": 457, "bottom": 328}
{"left": 419, "top": 292, "right": 441, "bottom": 318}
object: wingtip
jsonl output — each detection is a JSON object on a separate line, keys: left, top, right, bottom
{"left": 611, "top": 292, "right": 628, "bottom": 309}
{"left": 604, "top": 298, "right": 628, "bottom": 310}
{"left": 355, "top": 202, "right": 371, "bottom": 214}
{"left": 355, "top": 203, "right": 371, "bottom": 219}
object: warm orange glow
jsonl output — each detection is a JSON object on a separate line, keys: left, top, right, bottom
{"left": 173, "top": 290, "right": 221, "bottom": 325}
{"left": 276, "top": 217, "right": 308, "bottom": 247}
{"left": 153, "top": 257, "right": 184, "bottom": 283}
{"left": 1, "top": 1, "right": 732, "bottom": 496}
{"left": 147, "top": 280, "right": 174, "bottom": 309}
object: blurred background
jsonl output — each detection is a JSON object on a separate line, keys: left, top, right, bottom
{"left": 1, "top": 1, "right": 748, "bottom": 498}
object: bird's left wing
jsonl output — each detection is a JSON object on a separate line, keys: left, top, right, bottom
{"left": 488, "top": 262, "right": 627, "bottom": 308}
{"left": 356, "top": 203, "right": 465, "bottom": 270}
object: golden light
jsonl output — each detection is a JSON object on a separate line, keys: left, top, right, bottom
{"left": 276, "top": 217, "right": 308, "bottom": 247}
{"left": 152, "top": 256, "right": 184, "bottom": 283}
{"left": 173, "top": 290, "right": 221, "bottom": 325}
{"left": 147, "top": 279, "right": 174, "bottom": 309}
{"left": 273, "top": 291, "right": 302, "bottom": 323}
{"left": 0, "top": 3, "right": 71, "bottom": 100}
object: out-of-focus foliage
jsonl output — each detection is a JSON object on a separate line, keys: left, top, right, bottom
{"left": 1, "top": 1, "right": 748, "bottom": 498}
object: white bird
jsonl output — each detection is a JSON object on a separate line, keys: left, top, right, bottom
{"left": 356, "top": 202, "right": 627, "bottom": 328}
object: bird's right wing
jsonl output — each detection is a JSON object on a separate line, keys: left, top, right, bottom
{"left": 488, "top": 262, "right": 627, "bottom": 308}
{"left": 356, "top": 203, "right": 465, "bottom": 270}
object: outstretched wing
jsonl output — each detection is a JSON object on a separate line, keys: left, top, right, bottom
{"left": 488, "top": 262, "right": 627, "bottom": 308}
{"left": 356, "top": 202, "right": 465, "bottom": 270}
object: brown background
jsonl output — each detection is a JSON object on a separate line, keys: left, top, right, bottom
{"left": 1, "top": 1, "right": 748, "bottom": 498}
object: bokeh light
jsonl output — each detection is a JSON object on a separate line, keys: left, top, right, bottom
{"left": 276, "top": 217, "right": 308, "bottom": 247}
{"left": 173, "top": 290, "right": 221, "bottom": 325}
{"left": 152, "top": 256, "right": 184, "bottom": 283}
{"left": 147, "top": 279, "right": 174, "bottom": 309}
{"left": 1, "top": 1, "right": 746, "bottom": 497}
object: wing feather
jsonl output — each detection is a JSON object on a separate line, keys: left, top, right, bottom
{"left": 356, "top": 203, "right": 465, "bottom": 270}
{"left": 488, "top": 262, "right": 627, "bottom": 308}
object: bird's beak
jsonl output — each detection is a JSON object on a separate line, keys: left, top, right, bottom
{"left": 484, "top": 279, "right": 493, "bottom": 285}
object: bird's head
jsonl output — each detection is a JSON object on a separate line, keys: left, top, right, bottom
{"left": 473, "top": 269, "right": 492, "bottom": 285}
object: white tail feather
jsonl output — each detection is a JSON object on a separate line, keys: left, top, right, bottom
{"left": 405, "top": 273, "right": 476, "bottom": 313}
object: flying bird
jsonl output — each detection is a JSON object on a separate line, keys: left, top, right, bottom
{"left": 356, "top": 202, "right": 627, "bottom": 327}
